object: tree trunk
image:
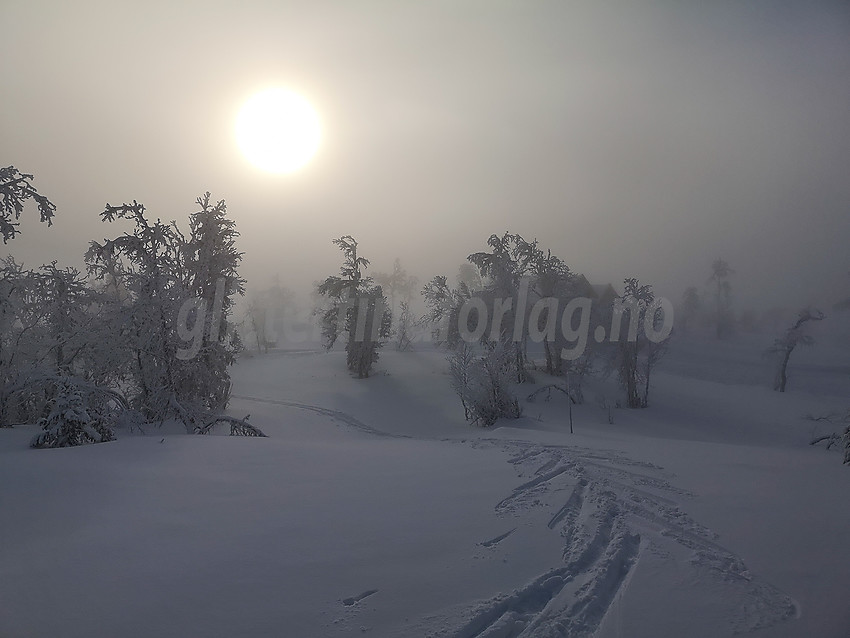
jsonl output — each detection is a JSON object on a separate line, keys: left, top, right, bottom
{"left": 775, "top": 347, "right": 793, "bottom": 392}
{"left": 543, "top": 339, "right": 554, "bottom": 375}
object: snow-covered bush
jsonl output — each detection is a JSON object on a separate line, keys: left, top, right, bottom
{"left": 449, "top": 342, "right": 521, "bottom": 427}
{"left": 31, "top": 380, "right": 115, "bottom": 448}
{"left": 0, "top": 258, "right": 117, "bottom": 427}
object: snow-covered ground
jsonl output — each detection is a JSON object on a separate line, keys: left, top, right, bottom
{"left": 2, "top": 337, "right": 849, "bottom": 637}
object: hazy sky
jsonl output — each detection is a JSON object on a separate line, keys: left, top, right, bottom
{"left": 3, "top": 0, "right": 850, "bottom": 311}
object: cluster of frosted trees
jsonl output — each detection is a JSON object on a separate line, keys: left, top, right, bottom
{"left": 1, "top": 167, "right": 260, "bottom": 446}
{"left": 314, "top": 231, "right": 670, "bottom": 425}
{"left": 421, "top": 233, "right": 670, "bottom": 424}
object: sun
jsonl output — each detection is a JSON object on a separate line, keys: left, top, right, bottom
{"left": 236, "top": 88, "right": 321, "bottom": 174}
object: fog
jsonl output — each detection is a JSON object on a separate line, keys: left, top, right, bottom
{"left": 4, "top": 0, "right": 850, "bottom": 312}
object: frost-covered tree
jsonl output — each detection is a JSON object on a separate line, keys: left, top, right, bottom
{"left": 395, "top": 301, "right": 415, "bottom": 351}
{"left": 456, "top": 262, "right": 483, "bottom": 292}
{"left": 448, "top": 342, "right": 475, "bottom": 421}
{"left": 766, "top": 307, "right": 825, "bottom": 392}
{"left": 468, "top": 232, "right": 538, "bottom": 382}
{"left": 680, "top": 286, "right": 701, "bottom": 334}
{"left": 525, "top": 244, "right": 577, "bottom": 377}
{"left": 30, "top": 379, "right": 116, "bottom": 448}
{"left": 241, "top": 277, "right": 297, "bottom": 352}
{"left": 87, "top": 201, "right": 187, "bottom": 422}
{"left": 0, "top": 259, "right": 118, "bottom": 427}
{"left": 180, "top": 193, "right": 245, "bottom": 410}
{"left": 243, "top": 298, "right": 270, "bottom": 353}
{"left": 431, "top": 233, "right": 587, "bottom": 384}
{"left": 316, "top": 236, "right": 391, "bottom": 378}
{"left": 448, "top": 341, "right": 522, "bottom": 427}
{"left": 611, "top": 278, "right": 670, "bottom": 408}
{"left": 30, "top": 263, "right": 96, "bottom": 373}
{"left": 265, "top": 278, "right": 297, "bottom": 346}
{"left": 2, "top": 191, "right": 256, "bottom": 440}
{"left": 0, "top": 166, "right": 56, "bottom": 243}
{"left": 467, "top": 232, "right": 592, "bottom": 384}
{"left": 374, "top": 258, "right": 420, "bottom": 350}
{"left": 468, "top": 232, "right": 529, "bottom": 296}
{"left": 421, "top": 274, "right": 472, "bottom": 349}
{"left": 0, "top": 258, "right": 45, "bottom": 425}
{"left": 709, "top": 259, "right": 734, "bottom": 339}
{"left": 374, "top": 258, "right": 418, "bottom": 321}
{"left": 86, "top": 195, "right": 247, "bottom": 429}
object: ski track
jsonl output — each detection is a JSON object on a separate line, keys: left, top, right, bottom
{"left": 343, "top": 589, "right": 379, "bottom": 607}
{"left": 480, "top": 528, "right": 517, "bottom": 548}
{"left": 230, "top": 394, "right": 405, "bottom": 438}
{"left": 449, "top": 439, "right": 799, "bottom": 638}
{"left": 231, "top": 395, "right": 798, "bottom": 636}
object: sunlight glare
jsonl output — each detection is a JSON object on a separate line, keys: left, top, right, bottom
{"left": 236, "top": 88, "right": 321, "bottom": 174}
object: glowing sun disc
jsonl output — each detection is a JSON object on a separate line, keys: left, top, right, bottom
{"left": 236, "top": 88, "right": 321, "bottom": 173}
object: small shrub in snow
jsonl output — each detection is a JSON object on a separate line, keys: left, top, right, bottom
{"left": 31, "top": 380, "right": 115, "bottom": 448}
{"left": 449, "top": 342, "right": 521, "bottom": 427}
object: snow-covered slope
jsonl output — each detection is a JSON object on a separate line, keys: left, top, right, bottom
{"left": 2, "top": 341, "right": 848, "bottom": 637}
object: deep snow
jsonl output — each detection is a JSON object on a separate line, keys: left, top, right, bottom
{"left": 2, "top": 336, "right": 849, "bottom": 637}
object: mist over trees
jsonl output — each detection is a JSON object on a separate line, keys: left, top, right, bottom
{"left": 241, "top": 277, "right": 297, "bottom": 353}
{"left": 710, "top": 259, "right": 735, "bottom": 339}
{"left": 374, "top": 258, "right": 419, "bottom": 351}
{"left": 679, "top": 287, "right": 701, "bottom": 334}
{"left": 3, "top": 170, "right": 846, "bottom": 454}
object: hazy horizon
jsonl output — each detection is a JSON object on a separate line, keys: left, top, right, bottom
{"left": 4, "top": 1, "right": 850, "bottom": 312}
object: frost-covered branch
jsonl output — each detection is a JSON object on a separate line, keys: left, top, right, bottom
{"left": 0, "top": 166, "right": 56, "bottom": 243}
